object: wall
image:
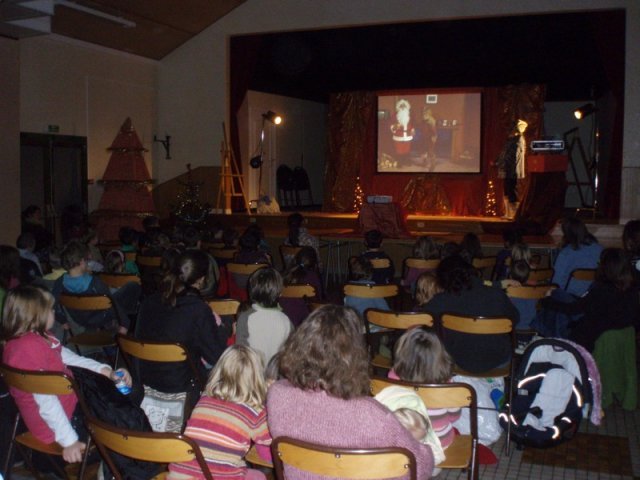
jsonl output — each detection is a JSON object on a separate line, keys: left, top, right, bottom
{"left": 0, "top": 37, "right": 21, "bottom": 245}
{"left": 157, "top": 0, "right": 640, "bottom": 221}
{"left": 240, "top": 91, "right": 326, "bottom": 205}
{"left": 20, "top": 35, "right": 158, "bottom": 212}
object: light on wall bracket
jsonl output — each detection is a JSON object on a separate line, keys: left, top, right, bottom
{"left": 153, "top": 134, "right": 171, "bottom": 160}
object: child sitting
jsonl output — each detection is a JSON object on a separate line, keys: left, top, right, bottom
{"left": 280, "top": 247, "right": 322, "bottom": 327}
{"left": 236, "top": 267, "right": 293, "bottom": 365}
{"left": 1, "top": 286, "right": 131, "bottom": 465}
{"left": 361, "top": 229, "right": 394, "bottom": 284}
{"left": 414, "top": 272, "right": 442, "bottom": 311}
{"left": 344, "top": 256, "right": 390, "bottom": 318}
{"left": 52, "top": 241, "right": 134, "bottom": 333}
{"left": 118, "top": 227, "right": 140, "bottom": 275}
{"left": 104, "top": 250, "right": 125, "bottom": 274}
{"left": 169, "top": 345, "right": 271, "bottom": 480}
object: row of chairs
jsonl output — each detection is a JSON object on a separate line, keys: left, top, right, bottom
{"left": 0, "top": 362, "right": 478, "bottom": 480}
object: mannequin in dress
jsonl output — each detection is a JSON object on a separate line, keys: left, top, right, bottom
{"left": 496, "top": 119, "right": 528, "bottom": 219}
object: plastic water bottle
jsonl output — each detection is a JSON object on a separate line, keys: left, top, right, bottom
{"left": 114, "top": 369, "right": 131, "bottom": 395}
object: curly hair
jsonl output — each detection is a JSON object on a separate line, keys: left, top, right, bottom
{"left": 279, "top": 304, "right": 369, "bottom": 400}
{"left": 436, "top": 254, "right": 475, "bottom": 294}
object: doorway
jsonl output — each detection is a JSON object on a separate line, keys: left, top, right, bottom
{"left": 20, "top": 133, "right": 88, "bottom": 246}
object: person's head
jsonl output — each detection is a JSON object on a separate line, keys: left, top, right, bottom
{"left": 441, "top": 241, "right": 461, "bottom": 259}
{"left": 415, "top": 272, "right": 441, "bottom": 306}
{"left": 349, "top": 256, "right": 373, "bottom": 282}
{"left": 287, "top": 213, "right": 305, "bottom": 246}
{"left": 393, "top": 326, "right": 454, "bottom": 384}
{"left": 161, "top": 249, "right": 209, "bottom": 306}
{"left": 364, "top": 230, "right": 383, "bottom": 249}
{"left": 394, "top": 408, "right": 429, "bottom": 442}
{"left": 1, "top": 285, "right": 54, "bottom": 342}
{"left": 239, "top": 230, "right": 260, "bottom": 252}
{"left": 160, "top": 246, "right": 183, "bottom": 276}
{"left": 460, "top": 232, "right": 483, "bottom": 260}
{"left": 204, "top": 345, "right": 267, "bottom": 409}
{"left": 511, "top": 243, "right": 531, "bottom": 264}
{"left": 622, "top": 220, "right": 640, "bottom": 255}
{"left": 596, "top": 248, "right": 634, "bottom": 291}
{"left": 222, "top": 228, "right": 239, "bottom": 248}
{"left": 284, "top": 247, "right": 319, "bottom": 285}
{"left": 142, "top": 215, "right": 160, "bottom": 232}
{"left": 280, "top": 305, "right": 369, "bottom": 400}
{"left": 412, "top": 236, "right": 440, "bottom": 260}
{"left": 104, "top": 250, "right": 125, "bottom": 274}
{"left": 561, "top": 216, "right": 597, "bottom": 250}
{"left": 436, "top": 254, "right": 475, "bottom": 294}
{"left": 510, "top": 259, "right": 531, "bottom": 284}
{"left": 0, "top": 245, "right": 20, "bottom": 289}
{"left": 61, "top": 240, "right": 90, "bottom": 273}
{"left": 118, "top": 226, "right": 138, "bottom": 247}
{"left": 21, "top": 205, "right": 42, "bottom": 223}
{"left": 182, "top": 226, "right": 202, "bottom": 249}
{"left": 502, "top": 228, "right": 523, "bottom": 249}
{"left": 248, "top": 267, "right": 283, "bottom": 308}
{"left": 265, "top": 351, "right": 282, "bottom": 387}
{"left": 16, "top": 233, "right": 36, "bottom": 252}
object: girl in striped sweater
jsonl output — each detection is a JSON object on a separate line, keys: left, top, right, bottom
{"left": 169, "top": 345, "right": 272, "bottom": 480}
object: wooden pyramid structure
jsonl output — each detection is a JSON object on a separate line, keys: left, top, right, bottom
{"left": 92, "top": 117, "right": 155, "bottom": 241}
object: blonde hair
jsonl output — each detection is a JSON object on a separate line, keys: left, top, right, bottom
{"left": 1, "top": 285, "right": 54, "bottom": 342}
{"left": 394, "top": 408, "right": 428, "bottom": 442}
{"left": 393, "top": 327, "right": 454, "bottom": 384}
{"left": 205, "top": 345, "right": 267, "bottom": 409}
{"left": 415, "top": 272, "right": 441, "bottom": 306}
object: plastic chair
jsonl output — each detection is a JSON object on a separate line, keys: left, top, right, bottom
{"left": 85, "top": 416, "right": 212, "bottom": 480}
{"left": 245, "top": 445, "right": 273, "bottom": 469}
{"left": 0, "top": 364, "right": 90, "bottom": 480}
{"left": 98, "top": 273, "right": 141, "bottom": 289}
{"left": 440, "top": 313, "right": 516, "bottom": 455}
{"left": 364, "top": 309, "right": 434, "bottom": 370}
{"left": 272, "top": 436, "right": 416, "bottom": 480}
{"left": 207, "top": 299, "right": 241, "bottom": 317}
{"left": 59, "top": 293, "right": 119, "bottom": 362}
{"left": 123, "top": 251, "right": 137, "bottom": 263}
{"left": 135, "top": 255, "right": 162, "bottom": 268}
{"left": 210, "top": 248, "right": 239, "bottom": 261}
{"left": 564, "top": 268, "right": 596, "bottom": 291}
{"left": 471, "top": 256, "right": 496, "bottom": 280}
{"left": 370, "top": 378, "right": 478, "bottom": 480}
{"left": 280, "top": 284, "right": 316, "bottom": 299}
{"left": 527, "top": 268, "right": 554, "bottom": 284}
{"left": 116, "top": 334, "right": 204, "bottom": 395}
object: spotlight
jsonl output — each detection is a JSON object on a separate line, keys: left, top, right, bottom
{"left": 249, "top": 154, "right": 263, "bottom": 169}
{"left": 574, "top": 103, "right": 596, "bottom": 120}
{"left": 263, "top": 111, "right": 282, "bottom": 125}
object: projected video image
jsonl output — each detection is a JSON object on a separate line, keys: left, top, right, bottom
{"left": 377, "top": 91, "right": 482, "bottom": 174}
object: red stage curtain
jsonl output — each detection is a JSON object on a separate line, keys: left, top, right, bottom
{"left": 324, "top": 85, "right": 546, "bottom": 217}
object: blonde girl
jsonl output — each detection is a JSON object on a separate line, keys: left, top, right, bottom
{"left": 169, "top": 345, "right": 272, "bottom": 480}
{"left": 386, "top": 327, "right": 461, "bottom": 451}
{"left": 414, "top": 271, "right": 442, "bottom": 309}
{"left": 1, "top": 286, "right": 131, "bottom": 464}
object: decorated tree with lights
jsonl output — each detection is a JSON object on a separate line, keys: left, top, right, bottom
{"left": 484, "top": 179, "right": 498, "bottom": 217}
{"left": 353, "top": 176, "right": 364, "bottom": 213}
{"left": 171, "top": 164, "right": 211, "bottom": 224}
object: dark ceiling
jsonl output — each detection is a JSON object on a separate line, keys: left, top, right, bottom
{"left": 233, "top": 10, "right": 625, "bottom": 103}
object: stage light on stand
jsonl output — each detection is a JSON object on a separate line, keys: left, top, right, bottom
{"left": 573, "top": 103, "right": 596, "bottom": 120}
{"left": 263, "top": 111, "right": 282, "bottom": 125}
{"left": 250, "top": 110, "right": 284, "bottom": 207}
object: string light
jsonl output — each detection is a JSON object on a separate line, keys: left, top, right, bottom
{"left": 485, "top": 179, "right": 498, "bottom": 217}
{"left": 353, "top": 176, "right": 364, "bottom": 213}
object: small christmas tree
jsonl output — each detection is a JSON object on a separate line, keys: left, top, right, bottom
{"left": 353, "top": 176, "right": 364, "bottom": 213}
{"left": 171, "top": 164, "right": 211, "bottom": 224}
{"left": 484, "top": 179, "right": 498, "bottom": 217}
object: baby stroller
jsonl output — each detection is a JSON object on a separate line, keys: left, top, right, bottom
{"left": 499, "top": 338, "right": 601, "bottom": 449}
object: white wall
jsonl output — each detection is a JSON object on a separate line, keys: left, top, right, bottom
{"left": 240, "top": 91, "right": 326, "bottom": 205}
{"left": 0, "top": 36, "right": 21, "bottom": 245}
{"left": 20, "top": 35, "right": 158, "bottom": 211}
{"left": 157, "top": 0, "right": 640, "bottom": 219}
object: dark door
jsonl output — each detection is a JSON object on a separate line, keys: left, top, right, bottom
{"left": 20, "top": 133, "right": 88, "bottom": 245}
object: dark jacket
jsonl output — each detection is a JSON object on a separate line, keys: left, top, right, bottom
{"left": 135, "top": 290, "right": 227, "bottom": 394}
{"left": 424, "top": 277, "right": 519, "bottom": 374}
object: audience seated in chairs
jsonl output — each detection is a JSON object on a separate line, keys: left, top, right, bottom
{"left": 360, "top": 230, "right": 394, "bottom": 284}
{"left": 280, "top": 247, "right": 322, "bottom": 327}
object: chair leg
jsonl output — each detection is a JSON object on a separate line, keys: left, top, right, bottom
{"left": 3, "top": 414, "right": 20, "bottom": 480}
